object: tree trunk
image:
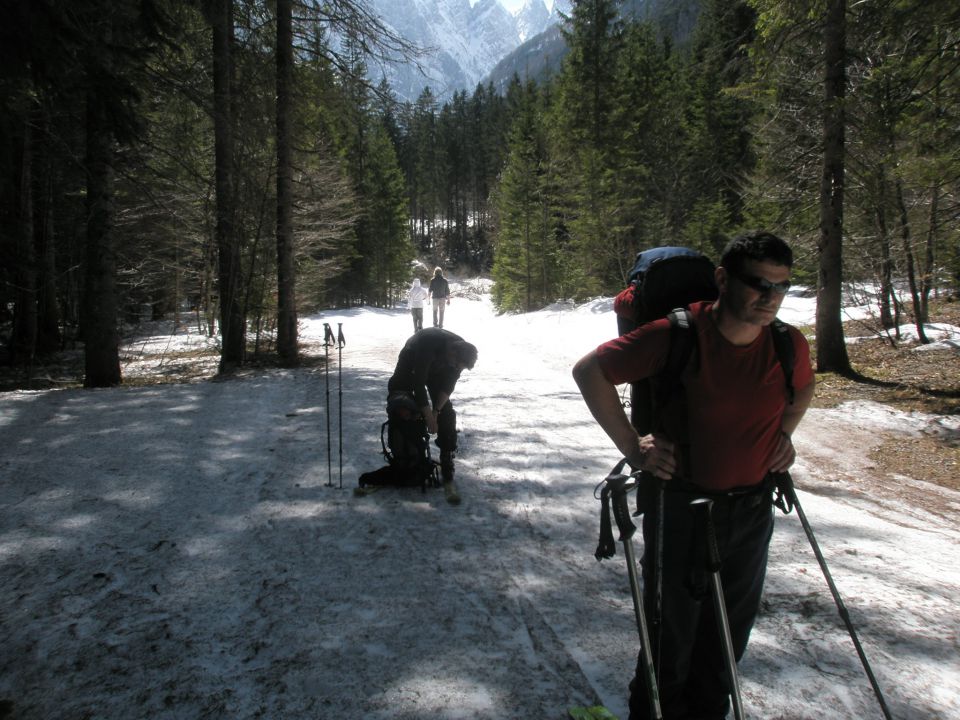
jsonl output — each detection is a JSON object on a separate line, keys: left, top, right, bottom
{"left": 921, "top": 25, "right": 944, "bottom": 319}
{"left": 212, "top": 0, "right": 245, "bottom": 371}
{"left": 524, "top": 197, "right": 531, "bottom": 312}
{"left": 922, "top": 184, "right": 937, "bottom": 319}
{"left": 872, "top": 164, "right": 894, "bottom": 330}
{"left": 815, "top": 0, "right": 851, "bottom": 374}
{"left": 34, "top": 114, "right": 61, "bottom": 354}
{"left": 11, "top": 116, "right": 37, "bottom": 365}
{"left": 202, "top": 220, "right": 217, "bottom": 337}
{"left": 875, "top": 200, "right": 894, "bottom": 330}
{"left": 275, "top": 0, "right": 298, "bottom": 365}
{"left": 895, "top": 177, "right": 929, "bottom": 344}
{"left": 83, "top": 78, "right": 122, "bottom": 388}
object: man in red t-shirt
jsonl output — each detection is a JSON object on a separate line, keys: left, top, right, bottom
{"left": 573, "top": 231, "right": 814, "bottom": 720}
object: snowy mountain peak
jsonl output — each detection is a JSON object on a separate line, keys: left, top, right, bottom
{"left": 514, "top": 0, "right": 551, "bottom": 42}
{"left": 364, "top": 0, "right": 560, "bottom": 100}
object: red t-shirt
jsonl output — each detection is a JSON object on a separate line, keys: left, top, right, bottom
{"left": 596, "top": 301, "right": 813, "bottom": 491}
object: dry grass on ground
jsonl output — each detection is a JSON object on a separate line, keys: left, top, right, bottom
{"left": 809, "top": 299, "right": 960, "bottom": 493}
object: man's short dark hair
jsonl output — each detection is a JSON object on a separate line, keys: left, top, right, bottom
{"left": 453, "top": 340, "right": 478, "bottom": 370}
{"left": 720, "top": 231, "right": 793, "bottom": 275}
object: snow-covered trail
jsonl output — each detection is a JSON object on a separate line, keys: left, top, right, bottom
{"left": 1, "top": 287, "right": 958, "bottom": 719}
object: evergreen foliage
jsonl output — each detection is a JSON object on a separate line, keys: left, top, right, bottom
{"left": 492, "top": 80, "right": 561, "bottom": 312}
{"left": 748, "top": 0, "right": 960, "bottom": 341}
{"left": 555, "top": 0, "right": 627, "bottom": 298}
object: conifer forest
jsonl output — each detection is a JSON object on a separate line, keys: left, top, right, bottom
{"left": 2, "top": 0, "right": 958, "bottom": 385}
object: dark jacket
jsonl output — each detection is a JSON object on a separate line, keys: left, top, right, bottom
{"left": 429, "top": 276, "right": 450, "bottom": 299}
{"left": 388, "top": 328, "right": 464, "bottom": 409}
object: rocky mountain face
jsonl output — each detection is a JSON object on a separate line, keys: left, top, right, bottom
{"left": 484, "top": 0, "right": 700, "bottom": 96}
{"left": 363, "top": 0, "right": 694, "bottom": 102}
{"left": 483, "top": 20, "right": 566, "bottom": 95}
{"left": 515, "top": 0, "right": 552, "bottom": 42}
{"left": 365, "top": 0, "right": 568, "bottom": 101}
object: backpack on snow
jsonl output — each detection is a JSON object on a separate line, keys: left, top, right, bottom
{"left": 358, "top": 391, "right": 440, "bottom": 491}
{"left": 613, "top": 246, "right": 795, "bottom": 436}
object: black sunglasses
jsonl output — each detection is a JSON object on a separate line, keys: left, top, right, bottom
{"left": 729, "top": 270, "right": 791, "bottom": 295}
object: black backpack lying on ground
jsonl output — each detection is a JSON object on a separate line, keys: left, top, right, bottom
{"left": 358, "top": 391, "right": 440, "bottom": 492}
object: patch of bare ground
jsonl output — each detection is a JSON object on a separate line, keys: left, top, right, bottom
{"left": 809, "top": 298, "right": 960, "bottom": 494}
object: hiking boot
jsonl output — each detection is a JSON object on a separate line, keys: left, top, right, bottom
{"left": 440, "top": 450, "right": 455, "bottom": 483}
{"left": 443, "top": 479, "right": 461, "bottom": 505}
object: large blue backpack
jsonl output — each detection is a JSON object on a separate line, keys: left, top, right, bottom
{"left": 614, "top": 247, "right": 718, "bottom": 337}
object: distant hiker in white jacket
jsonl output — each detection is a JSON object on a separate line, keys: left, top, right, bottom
{"left": 408, "top": 278, "right": 429, "bottom": 332}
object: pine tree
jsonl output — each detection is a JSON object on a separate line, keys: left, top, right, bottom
{"left": 209, "top": 0, "right": 246, "bottom": 371}
{"left": 409, "top": 88, "right": 440, "bottom": 257}
{"left": 554, "top": 0, "right": 627, "bottom": 296}
{"left": 275, "top": 0, "right": 298, "bottom": 365}
{"left": 612, "top": 21, "right": 687, "bottom": 271}
{"left": 361, "top": 124, "right": 415, "bottom": 306}
{"left": 492, "top": 82, "right": 559, "bottom": 312}
{"left": 684, "top": 0, "right": 759, "bottom": 248}
{"left": 816, "top": 0, "right": 851, "bottom": 373}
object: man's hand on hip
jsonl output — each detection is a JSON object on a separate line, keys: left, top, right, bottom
{"left": 629, "top": 433, "right": 677, "bottom": 480}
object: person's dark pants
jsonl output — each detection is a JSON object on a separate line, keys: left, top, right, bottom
{"left": 628, "top": 484, "right": 774, "bottom": 720}
{"left": 412, "top": 308, "right": 424, "bottom": 332}
{"left": 430, "top": 388, "right": 457, "bottom": 454}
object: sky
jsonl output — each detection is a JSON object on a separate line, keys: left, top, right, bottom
{"left": 1, "top": 279, "right": 959, "bottom": 719}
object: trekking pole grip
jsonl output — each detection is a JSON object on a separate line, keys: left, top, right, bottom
{"left": 605, "top": 458, "right": 637, "bottom": 542}
{"left": 690, "top": 498, "right": 721, "bottom": 573}
{"left": 610, "top": 477, "right": 636, "bottom": 542}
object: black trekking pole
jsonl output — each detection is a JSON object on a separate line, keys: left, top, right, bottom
{"left": 653, "top": 476, "right": 665, "bottom": 674}
{"left": 596, "top": 459, "right": 662, "bottom": 720}
{"left": 337, "top": 323, "right": 345, "bottom": 489}
{"left": 323, "top": 323, "right": 335, "bottom": 487}
{"left": 689, "top": 498, "right": 745, "bottom": 720}
{"left": 773, "top": 472, "right": 893, "bottom": 720}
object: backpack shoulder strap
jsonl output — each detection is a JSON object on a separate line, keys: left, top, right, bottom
{"left": 770, "top": 319, "right": 796, "bottom": 404}
{"left": 654, "top": 309, "right": 698, "bottom": 411}
{"left": 666, "top": 308, "right": 697, "bottom": 372}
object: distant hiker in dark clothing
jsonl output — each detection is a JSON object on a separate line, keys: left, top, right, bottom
{"left": 428, "top": 267, "right": 451, "bottom": 328}
{"left": 408, "top": 278, "right": 429, "bottom": 332}
{"left": 387, "top": 327, "right": 477, "bottom": 484}
{"left": 573, "top": 231, "right": 815, "bottom": 720}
